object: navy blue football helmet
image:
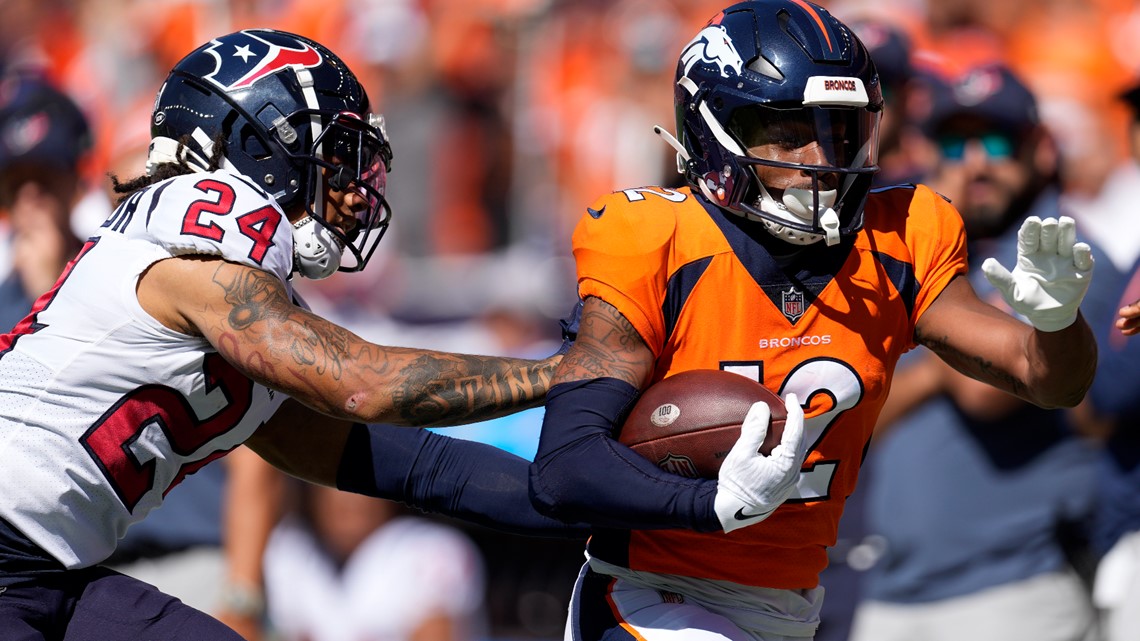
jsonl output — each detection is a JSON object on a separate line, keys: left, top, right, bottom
{"left": 150, "top": 29, "right": 393, "bottom": 276}
{"left": 663, "top": 0, "right": 882, "bottom": 246}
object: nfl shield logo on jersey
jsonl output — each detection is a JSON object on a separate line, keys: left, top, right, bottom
{"left": 781, "top": 287, "right": 805, "bottom": 322}
{"left": 657, "top": 453, "right": 699, "bottom": 478}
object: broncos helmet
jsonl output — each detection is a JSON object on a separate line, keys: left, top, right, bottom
{"left": 661, "top": 0, "right": 881, "bottom": 246}
{"left": 150, "top": 29, "right": 394, "bottom": 278}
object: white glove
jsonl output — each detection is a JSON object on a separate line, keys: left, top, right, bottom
{"left": 714, "top": 393, "right": 807, "bottom": 533}
{"left": 981, "top": 216, "right": 1094, "bottom": 332}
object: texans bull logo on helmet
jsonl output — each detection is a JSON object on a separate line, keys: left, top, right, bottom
{"left": 200, "top": 31, "right": 324, "bottom": 92}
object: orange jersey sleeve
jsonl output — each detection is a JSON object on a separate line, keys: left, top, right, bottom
{"left": 866, "top": 183, "right": 969, "bottom": 339}
{"left": 572, "top": 186, "right": 730, "bottom": 356}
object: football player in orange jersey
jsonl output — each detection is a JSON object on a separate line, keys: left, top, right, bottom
{"left": 526, "top": 1, "right": 1097, "bottom": 639}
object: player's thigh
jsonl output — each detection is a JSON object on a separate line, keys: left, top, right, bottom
{"left": 567, "top": 564, "right": 754, "bottom": 641}
{"left": 63, "top": 567, "right": 244, "bottom": 641}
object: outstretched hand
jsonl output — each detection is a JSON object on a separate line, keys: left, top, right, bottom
{"left": 714, "top": 393, "right": 807, "bottom": 533}
{"left": 981, "top": 216, "right": 1093, "bottom": 332}
{"left": 1118, "top": 300, "right": 1140, "bottom": 337}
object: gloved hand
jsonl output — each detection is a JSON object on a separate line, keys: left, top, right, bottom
{"left": 714, "top": 393, "right": 806, "bottom": 533}
{"left": 556, "top": 298, "right": 583, "bottom": 356}
{"left": 981, "top": 216, "right": 1094, "bottom": 332}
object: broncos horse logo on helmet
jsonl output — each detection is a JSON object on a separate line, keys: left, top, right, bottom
{"left": 149, "top": 29, "right": 394, "bottom": 279}
{"left": 680, "top": 25, "right": 745, "bottom": 79}
{"left": 658, "top": 0, "right": 882, "bottom": 247}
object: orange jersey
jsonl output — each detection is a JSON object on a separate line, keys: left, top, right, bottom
{"left": 573, "top": 184, "right": 967, "bottom": 589}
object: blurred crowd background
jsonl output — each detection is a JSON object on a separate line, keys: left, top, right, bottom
{"left": 4, "top": 0, "right": 1140, "bottom": 336}
{"left": 3, "top": 0, "right": 1140, "bottom": 321}
{"left": 3, "top": 0, "right": 1140, "bottom": 640}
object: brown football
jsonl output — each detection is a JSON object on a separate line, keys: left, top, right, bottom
{"left": 617, "top": 369, "right": 786, "bottom": 479}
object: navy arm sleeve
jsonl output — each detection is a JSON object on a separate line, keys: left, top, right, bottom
{"left": 336, "top": 423, "right": 589, "bottom": 539}
{"left": 528, "top": 377, "right": 721, "bottom": 532}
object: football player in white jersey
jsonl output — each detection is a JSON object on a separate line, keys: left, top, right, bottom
{"left": 0, "top": 29, "right": 583, "bottom": 640}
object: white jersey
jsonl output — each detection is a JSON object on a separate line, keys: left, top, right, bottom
{"left": 0, "top": 169, "right": 295, "bottom": 568}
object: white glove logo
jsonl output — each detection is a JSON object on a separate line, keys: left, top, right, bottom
{"left": 714, "top": 393, "right": 808, "bottom": 533}
{"left": 981, "top": 216, "right": 1094, "bottom": 332}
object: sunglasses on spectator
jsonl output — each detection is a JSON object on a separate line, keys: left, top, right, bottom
{"left": 936, "top": 132, "right": 1017, "bottom": 160}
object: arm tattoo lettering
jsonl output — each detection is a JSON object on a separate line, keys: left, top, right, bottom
{"left": 916, "top": 326, "right": 1028, "bottom": 398}
{"left": 392, "top": 353, "right": 551, "bottom": 426}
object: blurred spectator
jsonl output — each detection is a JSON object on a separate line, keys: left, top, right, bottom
{"left": 0, "top": 74, "right": 90, "bottom": 331}
{"left": 1062, "top": 83, "right": 1140, "bottom": 274}
{"left": 848, "top": 63, "right": 1113, "bottom": 641}
{"left": 1083, "top": 260, "right": 1140, "bottom": 641}
{"left": 263, "top": 482, "right": 487, "bottom": 641}
{"left": 849, "top": 18, "right": 937, "bottom": 187}
{"left": 427, "top": 9, "right": 515, "bottom": 255}
{"left": 1071, "top": 79, "right": 1140, "bottom": 641}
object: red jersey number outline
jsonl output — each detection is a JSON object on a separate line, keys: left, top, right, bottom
{"left": 3, "top": 235, "right": 259, "bottom": 514}
{"left": 181, "top": 178, "right": 283, "bottom": 265}
{"left": 80, "top": 353, "right": 255, "bottom": 513}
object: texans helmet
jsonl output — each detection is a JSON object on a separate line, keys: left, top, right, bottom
{"left": 150, "top": 29, "right": 394, "bottom": 277}
{"left": 663, "top": 0, "right": 882, "bottom": 246}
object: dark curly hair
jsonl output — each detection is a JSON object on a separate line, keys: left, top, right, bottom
{"left": 108, "top": 132, "right": 228, "bottom": 205}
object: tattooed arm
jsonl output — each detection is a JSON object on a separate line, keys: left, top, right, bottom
{"left": 552, "top": 295, "right": 656, "bottom": 388}
{"left": 525, "top": 296, "right": 723, "bottom": 531}
{"left": 136, "top": 255, "right": 557, "bottom": 425}
{"left": 914, "top": 274, "right": 1095, "bottom": 409}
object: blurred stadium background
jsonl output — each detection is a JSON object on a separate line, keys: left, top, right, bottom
{"left": 2, "top": 0, "right": 1139, "bottom": 639}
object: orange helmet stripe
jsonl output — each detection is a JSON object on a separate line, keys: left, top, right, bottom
{"left": 789, "top": 0, "right": 834, "bottom": 52}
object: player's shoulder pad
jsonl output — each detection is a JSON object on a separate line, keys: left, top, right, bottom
{"left": 141, "top": 170, "right": 294, "bottom": 281}
{"left": 573, "top": 186, "right": 692, "bottom": 259}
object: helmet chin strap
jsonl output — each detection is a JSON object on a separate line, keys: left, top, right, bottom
{"left": 292, "top": 216, "right": 344, "bottom": 279}
{"left": 755, "top": 183, "right": 841, "bottom": 246}
{"left": 654, "top": 125, "right": 692, "bottom": 177}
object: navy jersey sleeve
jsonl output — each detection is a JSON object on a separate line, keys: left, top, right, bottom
{"left": 528, "top": 378, "right": 721, "bottom": 532}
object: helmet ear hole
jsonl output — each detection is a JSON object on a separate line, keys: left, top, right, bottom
{"left": 240, "top": 127, "right": 272, "bottom": 161}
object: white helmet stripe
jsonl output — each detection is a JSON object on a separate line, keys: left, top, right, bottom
{"left": 698, "top": 99, "right": 746, "bottom": 156}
